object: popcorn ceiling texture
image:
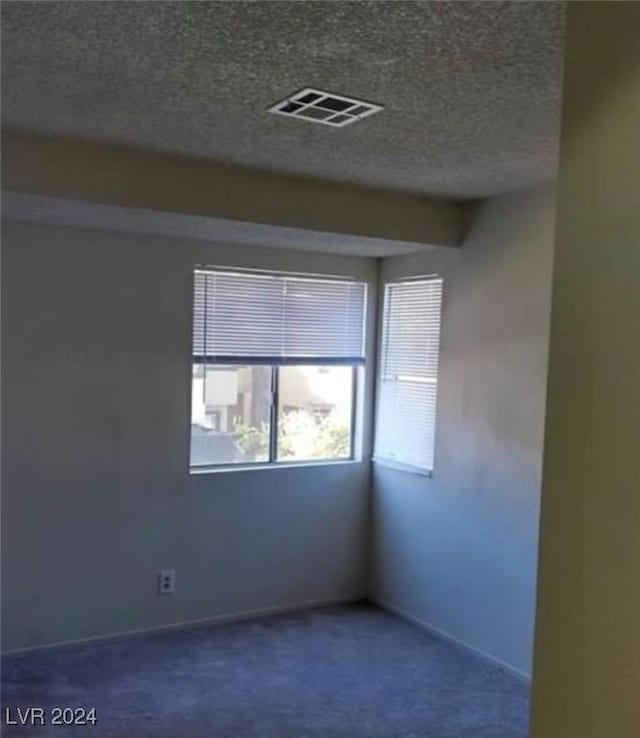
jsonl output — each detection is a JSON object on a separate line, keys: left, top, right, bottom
{"left": 1, "top": 1, "right": 565, "bottom": 198}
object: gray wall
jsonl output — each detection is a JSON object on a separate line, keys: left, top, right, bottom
{"left": 371, "top": 186, "right": 555, "bottom": 677}
{"left": 2, "top": 187, "right": 555, "bottom": 668}
{"left": 1, "top": 220, "right": 377, "bottom": 652}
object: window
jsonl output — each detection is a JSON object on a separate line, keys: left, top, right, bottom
{"left": 191, "top": 268, "right": 366, "bottom": 469}
{"left": 374, "top": 277, "right": 443, "bottom": 474}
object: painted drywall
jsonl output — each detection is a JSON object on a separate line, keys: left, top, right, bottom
{"left": 1, "top": 132, "right": 461, "bottom": 250}
{"left": 530, "top": 4, "right": 640, "bottom": 737}
{"left": 0, "top": 220, "right": 377, "bottom": 652}
{"left": 371, "top": 186, "right": 556, "bottom": 677}
{"left": 1, "top": 193, "right": 435, "bottom": 258}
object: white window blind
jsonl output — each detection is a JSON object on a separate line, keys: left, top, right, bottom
{"left": 193, "top": 269, "right": 367, "bottom": 362}
{"left": 374, "top": 277, "right": 443, "bottom": 473}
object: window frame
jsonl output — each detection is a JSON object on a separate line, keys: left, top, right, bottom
{"left": 190, "top": 359, "right": 359, "bottom": 472}
{"left": 373, "top": 275, "right": 444, "bottom": 477}
{"left": 189, "top": 266, "right": 366, "bottom": 473}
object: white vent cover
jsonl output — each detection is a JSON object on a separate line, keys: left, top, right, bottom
{"left": 269, "top": 88, "right": 383, "bottom": 127}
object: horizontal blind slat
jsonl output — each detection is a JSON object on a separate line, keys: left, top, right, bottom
{"left": 374, "top": 278, "right": 443, "bottom": 472}
{"left": 193, "top": 270, "right": 366, "bottom": 360}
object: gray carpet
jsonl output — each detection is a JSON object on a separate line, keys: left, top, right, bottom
{"left": 1, "top": 604, "right": 529, "bottom": 737}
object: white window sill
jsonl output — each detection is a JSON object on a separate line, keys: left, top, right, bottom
{"left": 190, "top": 459, "right": 361, "bottom": 475}
{"left": 372, "top": 458, "right": 434, "bottom": 477}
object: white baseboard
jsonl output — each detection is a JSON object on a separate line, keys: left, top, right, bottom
{"left": 4, "top": 596, "right": 533, "bottom": 684}
{"left": 373, "top": 597, "right": 532, "bottom": 683}
{"left": 2, "top": 595, "right": 361, "bottom": 656}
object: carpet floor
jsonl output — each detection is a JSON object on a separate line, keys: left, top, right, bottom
{"left": 1, "top": 604, "right": 529, "bottom": 737}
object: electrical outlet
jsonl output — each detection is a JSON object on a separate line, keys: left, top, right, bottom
{"left": 158, "top": 569, "right": 175, "bottom": 595}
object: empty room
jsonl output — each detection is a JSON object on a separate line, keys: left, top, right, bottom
{"left": 1, "top": 1, "right": 638, "bottom": 737}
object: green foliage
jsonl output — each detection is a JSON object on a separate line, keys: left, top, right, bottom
{"left": 278, "top": 410, "right": 350, "bottom": 460}
{"left": 233, "top": 417, "right": 269, "bottom": 460}
{"left": 314, "top": 415, "right": 350, "bottom": 458}
{"left": 233, "top": 410, "right": 350, "bottom": 462}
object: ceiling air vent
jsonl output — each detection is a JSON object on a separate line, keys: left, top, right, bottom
{"left": 269, "top": 88, "right": 383, "bottom": 127}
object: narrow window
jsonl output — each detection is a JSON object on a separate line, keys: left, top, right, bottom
{"left": 374, "top": 277, "right": 443, "bottom": 475}
{"left": 191, "top": 269, "right": 367, "bottom": 470}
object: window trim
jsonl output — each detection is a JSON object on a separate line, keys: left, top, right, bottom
{"left": 190, "top": 360, "right": 361, "bottom": 472}
{"left": 191, "top": 458, "right": 361, "bottom": 475}
{"left": 192, "top": 356, "right": 364, "bottom": 366}
{"left": 372, "top": 457, "right": 434, "bottom": 478}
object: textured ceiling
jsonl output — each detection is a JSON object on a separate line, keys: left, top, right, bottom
{"left": 1, "top": 1, "right": 566, "bottom": 198}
